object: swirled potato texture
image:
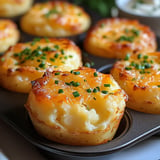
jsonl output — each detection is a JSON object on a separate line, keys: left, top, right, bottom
{"left": 25, "top": 67, "right": 127, "bottom": 145}
{"left": 84, "top": 18, "right": 156, "bottom": 59}
{"left": 0, "top": 0, "right": 33, "bottom": 17}
{"left": 0, "top": 38, "right": 82, "bottom": 93}
{"left": 0, "top": 19, "right": 19, "bottom": 53}
{"left": 111, "top": 52, "right": 160, "bottom": 114}
{"left": 20, "top": 1, "right": 91, "bottom": 37}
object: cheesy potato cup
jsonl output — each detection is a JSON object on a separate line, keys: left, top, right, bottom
{"left": 20, "top": 1, "right": 91, "bottom": 37}
{"left": 0, "top": 38, "right": 82, "bottom": 93}
{"left": 0, "top": 0, "right": 33, "bottom": 17}
{"left": 0, "top": 19, "right": 19, "bottom": 53}
{"left": 111, "top": 52, "right": 160, "bottom": 114}
{"left": 25, "top": 67, "right": 127, "bottom": 146}
{"left": 84, "top": 18, "right": 156, "bottom": 59}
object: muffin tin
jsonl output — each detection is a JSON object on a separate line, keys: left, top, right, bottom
{"left": 0, "top": 0, "right": 160, "bottom": 159}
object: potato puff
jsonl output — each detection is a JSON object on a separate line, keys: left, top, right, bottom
{"left": 0, "top": 38, "right": 82, "bottom": 93}
{"left": 111, "top": 52, "right": 160, "bottom": 114}
{"left": 0, "top": 19, "right": 19, "bottom": 53}
{"left": 20, "top": 1, "right": 91, "bottom": 37}
{"left": 0, "top": 0, "right": 33, "bottom": 17}
{"left": 25, "top": 67, "right": 127, "bottom": 146}
{"left": 84, "top": 18, "right": 156, "bottom": 59}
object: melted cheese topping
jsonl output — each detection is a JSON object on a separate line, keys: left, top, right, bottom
{"left": 0, "top": 19, "right": 19, "bottom": 53}
{"left": 26, "top": 67, "right": 127, "bottom": 132}
{"left": 111, "top": 52, "right": 160, "bottom": 114}
{"left": 0, "top": 38, "right": 82, "bottom": 93}
{"left": 0, "top": 0, "right": 33, "bottom": 17}
{"left": 20, "top": 1, "right": 91, "bottom": 37}
{"left": 84, "top": 18, "right": 156, "bottom": 59}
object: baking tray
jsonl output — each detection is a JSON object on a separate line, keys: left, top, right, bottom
{"left": 0, "top": 1, "right": 160, "bottom": 159}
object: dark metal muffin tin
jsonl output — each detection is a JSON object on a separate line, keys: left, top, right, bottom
{"left": 0, "top": 1, "right": 160, "bottom": 159}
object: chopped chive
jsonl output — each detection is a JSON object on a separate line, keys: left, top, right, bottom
{"left": 72, "top": 82, "right": 80, "bottom": 87}
{"left": 93, "top": 97, "right": 96, "bottom": 100}
{"left": 131, "top": 28, "right": 140, "bottom": 36}
{"left": 94, "top": 72, "right": 98, "bottom": 77}
{"left": 143, "top": 55, "right": 148, "bottom": 59}
{"left": 124, "top": 54, "right": 130, "bottom": 61}
{"left": 58, "top": 89, "right": 64, "bottom": 94}
{"left": 39, "top": 61, "right": 45, "bottom": 69}
{"left": 41, "top": 56, "right": 46, "bottom": 60}
{"left": 35, "top": 67, "right": 39, "bottom": 70}
{"left": 54, "top": 53, "right": 59, "bottom": 58}
{"left": 101, "top": 90, "right": 108, "bottom": 94}
{"left": 45, "top": 8, "right": 59, "bottom": 18}
{"left": 84, "top": 79, "right": 87, "bottom": 82}
{"left": 125, "top": 67, "right": 132, "bottom": 70}
{"left": 54, "top": 45, "right": 59, "bottom": 50}
{"left": 96, "top": 86, "right": 100, "bottom": 91}
{"left": 157, "top": 85, "right": 160, "bottom": 88}
{"left": 55, "top": 72, "right": 60, "bottom": 75}
{"left": 50, "top": 58, "right": 55, "bottom": 62}
{"left": 74, "top": 71, "right": 80, "bottom": 75}
{"left": 104, "top": 84, "right": 111, "bottom": 87}
{"left": 93, "top": 88, "right": 98, "bottom": 93}
{"left": 69, "top": 55, "right": 73, "bottom": 58}
{"left": 73, "top": 91, "right": 80, "bottom": 97}
{"left": 55, "top": 80, "right": 59, "bottom": 84}
{"left": 61, "top": 49, "right": 65, "bottom": 55}
{"left": 86, "top": 88, "right": 92, "bottom": 93}
{"left": 65, "top": 82, "right": 71, "bottom": 86}
{"left": 64, "top": 56, "right": 68, "bottom": 59}
{"left": 137, "top": 54, "right": 142, "bottom": 59}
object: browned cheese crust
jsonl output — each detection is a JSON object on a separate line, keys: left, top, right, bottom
{"left": 111, "top": 52, "right": 160, "bottom": 114}
{"left": 84, "top": 18, "right": 156, "bottom": 59}
{"left": 20, "top": 1, "right": 91, "bottom": 37}
{"left": 0, "top": 19, "right": 19, "bottom": 53}
{"left": 0, "top": 38, "right": 82, "bottom": 93}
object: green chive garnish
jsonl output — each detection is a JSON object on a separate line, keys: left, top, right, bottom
{"left": 58, "top": 89, "right": 64, "bottom": 94}
{"left": 101, "top": 90, "right": 108, "bottom": 94}
{"left": 73, "top": 91, "right": 80, "bottom": 97}
{"left": 104, "top": 84, "right": 111, "bottom": 87}
{"left": 94, "top": 72, "right": 98, "bottom": 77}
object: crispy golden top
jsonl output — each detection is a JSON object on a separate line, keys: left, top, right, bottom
{"left": 0, "top": 19, "right": 18, "bottom": 40}
{"left": 112, "top": 52, "right": 160, "bottom": 87}
{"left": 25, "top": 1, "right": 90, "bottom": 32}
{"left": 86, "top": 18, "right": 156, "bottom": 53}
{"left": 0, "top": 38, "right": 82, "bottom": 72}
{"left": 31, "top": 67, "right": 127, "bottom": 106}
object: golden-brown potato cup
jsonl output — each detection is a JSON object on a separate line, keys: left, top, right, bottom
{"left": 111, "top": 52, "right": 160, "bottom": 114}
{"left": 0, "top": 0, "right": 33, "bottom": 17}
{"left": 84, "top": 18, "right": 156, "bottom": 59}
{"left": 20, "top": 1, "right": 91, "bottom": 37}
{"left": 0, "top": 38, "right": 82, "bottom": 93}
{"left": 25, "top": 67, "right": 127, "bottom": 146}
{"left": 0, "top": 19, "right": 19, "bottom": 53}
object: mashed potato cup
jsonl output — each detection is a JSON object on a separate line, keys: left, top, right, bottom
{"left": 0, "top": 0, "right": 33, "bottom": 17}
{"left": 25, "top": 67, "right": 127, "bottom": 146}
{"left": 0, "top": 19, "right": 19, "bottom": 53}
{"left": 20, "top": 1, "right": 91, "bottom": 37}
{"left": 111, "top": 52, "right": 160, "bottom": 114}
{"left": 84, "top": 18, "right": 156, "bottom": 59}
{"left": 0, "top": 38, "right": 82, "bottom": 93}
